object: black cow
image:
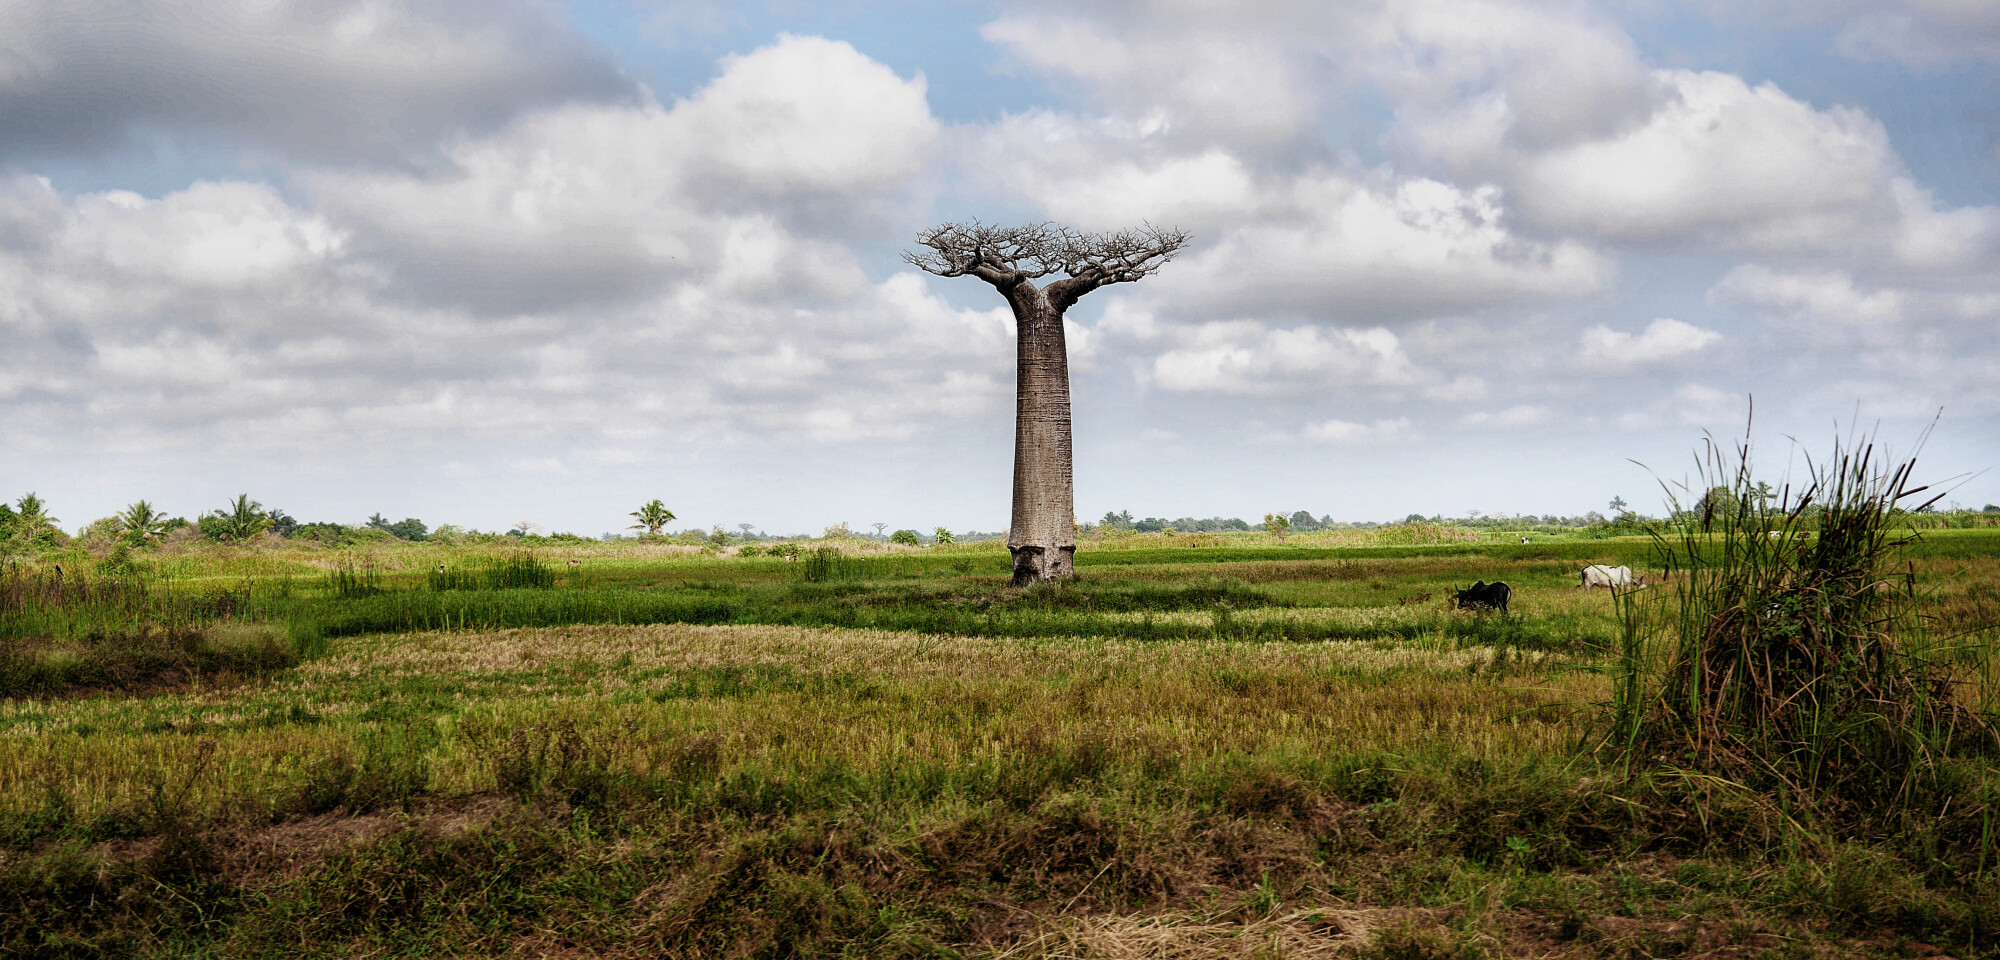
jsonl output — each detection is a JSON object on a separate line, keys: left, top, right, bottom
{"left": 1454, "top": 580, "right": 1510, "bottom": 612}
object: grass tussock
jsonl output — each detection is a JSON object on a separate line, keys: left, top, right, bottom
{"left": 1611, "top": 425, "right": 1999, "bottom": 822}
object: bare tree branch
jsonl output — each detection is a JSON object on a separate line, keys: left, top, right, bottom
{"left": 904, "top": 220, "right": 1190, "bottom": 298}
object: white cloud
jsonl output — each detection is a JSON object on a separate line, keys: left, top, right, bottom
{"left": 1424, "top": 375, "right": 1489, "bottom": 402}
{"left": 0, "top": 0, "right": 631, "bottom": 164}
{"left": 1831, "top": 1, "right": 2000, "bottom": 64}
{"left": 0, "top": 35, "right": 1012, "bottom": 460}
{"left": 1707, "top": 265, "right": 1905, "bottom": 326}
{"left": 1143, "top": 321, "right": 1416, "bottom": 395}
{"left": 1484, "top": 69, "right": 2000, "bottom": 269}
{"left": 981, "top": 139, "right": 1259, "bottom": 233}
{"left": 975, "top": 1, "right": 2000, "bottom": 280}
{"left": 1516, "top": 71, "right": 1894, "bottom": 249}
{"left": 1144, "top": 171, "right": 1611, "bottom": 321}
{"left": 1671, "top": 383, "right": 1741, "bottom": 426}
{"left": 53, "top": 181, "right": 345, "bottom": 293}
{"left": 8, "top": 2, "right": 2000, "bottom": 526}
{"left": 1459, "top": 404, "right": 1549, "bottom": 428}
{"left": 1578, "top": 319, "right": 1722, "bottom": 369}
{"left": 1957, "top": 293, "right": 2000, "bottom": 320}
{"left": 1887, "top": 179, "right": 2000, "bottom": 271}
{"left": 1369, "top": 0, "right": 1660, "bottom": 153}
{"left": 980, "top": 8, "right": 1317, "bottom": 144}
{"left": 311, "top": 34, "right": 939, "bottom": 312}
{"left": 677, "top": 35, "right": 939, "bottom": 195}
{"left": 1302, "top": 417, "right": 1415, "bottom": 444}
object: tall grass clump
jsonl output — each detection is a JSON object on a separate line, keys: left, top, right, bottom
{"left": 426, "top": 563, "right": 479, "bottom": 591}
{"left": 486, "top": 552, "right": 556, "bottom": 589}
{"left": 325, "top": 558, "right": 384, "bottom": 599}
{"left": 1610, "top": 424, "right": 1995, "bottom": 815}
{"left": 796, "top": 547, "right": 853, "bottom": 583}
{"left": 2, "top": 565, "right": 156, "bottom": 641}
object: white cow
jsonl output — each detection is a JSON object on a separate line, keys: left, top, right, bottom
{"left": 1579, "top": 564, "right": 1639, "bottom": 590}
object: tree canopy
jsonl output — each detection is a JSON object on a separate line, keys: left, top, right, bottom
{"left": 904, "top": 221, "right": 1189, "bottom": 306}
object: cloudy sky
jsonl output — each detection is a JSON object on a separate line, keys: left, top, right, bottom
{"left": 3, "top": 0, "right": 1998, "bottom": 536}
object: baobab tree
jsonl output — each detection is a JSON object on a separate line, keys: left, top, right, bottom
{"left": 906, "top": 221, "right": 1189, "bottom": 586}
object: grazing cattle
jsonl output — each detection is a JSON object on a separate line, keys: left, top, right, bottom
{"left": 1455, "top": 580, "right": 1511, "bottom": 612}
{"left": 1579, "top": 564, "right": 1638, "bottom": 590}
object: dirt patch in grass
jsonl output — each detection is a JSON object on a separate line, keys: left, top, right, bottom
{"left": 210, "top": 795, "right": 510, "bottom": 884}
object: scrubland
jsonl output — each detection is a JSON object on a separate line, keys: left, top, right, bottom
{"left": 4, "top": 529, "right": 1999, "bottom": 958}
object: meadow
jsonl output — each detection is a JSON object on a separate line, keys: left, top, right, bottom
{"left": 4, "top": 524, "right": 2000, "bottom": 958}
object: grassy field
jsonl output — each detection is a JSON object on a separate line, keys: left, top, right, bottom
{"left": 4, "top": 529, "right": 2000, "bottom": 958}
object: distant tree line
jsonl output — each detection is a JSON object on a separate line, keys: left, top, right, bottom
{"left": 0, "top": 491, "right": 610, "bottom": 557}
{"left": 5, "top": 489, "right": 1996, "bottom": 561}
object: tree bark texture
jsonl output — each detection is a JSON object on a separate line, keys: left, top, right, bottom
{"left": 1007, "top": 285, "right": 1075, "bottom": 586}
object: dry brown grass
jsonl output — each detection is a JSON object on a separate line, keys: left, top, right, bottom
{"left": 989, "top": 908, "right": 1395, "bottom": 959}
{"left": 0, "top": 622, "right": 1602, "bottom": 829}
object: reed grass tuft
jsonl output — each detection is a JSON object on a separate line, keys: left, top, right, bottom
{"left": 486, "top": 552, "right": 556, "bottom": 589}
{"left": 1609, "top": 424, "right": 1996, "bottom": 818}
{"left": 326, "top": 558, "right": 384, "bottom": 598}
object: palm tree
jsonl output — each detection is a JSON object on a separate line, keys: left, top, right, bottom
{"left": 8, "top": 493, "right": 58, "bottom": 547}
{"left": 210, "top": 494, "right": 275, "bottom": 542}
{"left": 118, "top": 500, "right": 168, "bottom": 543}
{"left": 1751, "top": 481, "right": 1777, "bottom": 509}
{"left": 629, "top": 499, "right": 675, "bottom": 537}
{"left": 14, "top": 493, "right": 55, "bottom": 533}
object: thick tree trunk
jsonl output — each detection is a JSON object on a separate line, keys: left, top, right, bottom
{"left": 1007, "top": 285, "right": 1075, "bottom": 587}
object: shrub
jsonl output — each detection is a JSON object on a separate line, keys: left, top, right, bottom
{"left": 386, "top": 518, "right": 428, "bottom": 541}
{"left": 1261, "top": 513, "right": 1290, "bottom": 540}
{"left": 889, "top": 529, "right": 922, "bottom": 546}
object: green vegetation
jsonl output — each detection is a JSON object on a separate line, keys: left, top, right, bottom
{"left": 201, "top": 494, "right": 276, "bottom": 543}
{"left": 1611, "top": 432, "right": 1996, "bottom": 826}
{"left": 114, "top": 500, "right": 168, "bottom": 546}
{"left": 629, "top": 498, "right": 676, "bottom": 537}
{"left": 3, "top": 506, "right": 1999, "bottom": 956}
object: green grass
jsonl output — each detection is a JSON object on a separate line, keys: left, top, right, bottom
{"left": 2, "top": 531, "right": 1998, "bottom": 958}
